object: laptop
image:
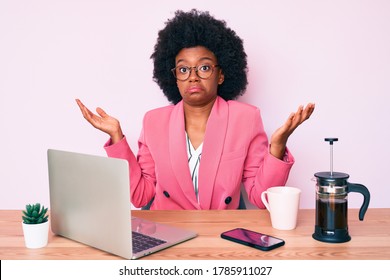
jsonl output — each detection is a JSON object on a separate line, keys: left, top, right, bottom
{"left": 47, "top": 149, "right": 197, "bottom": 259}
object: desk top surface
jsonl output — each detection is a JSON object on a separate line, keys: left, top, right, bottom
{"left": 1, "top": 209, "right": 389, "bottom": 260}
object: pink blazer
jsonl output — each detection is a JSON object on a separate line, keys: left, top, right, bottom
{"left": 105, "top": 96, "right": 294, "bottom": 210}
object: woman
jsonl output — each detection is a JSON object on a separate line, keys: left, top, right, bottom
{"left": 76, "top": 10, "right": 315, "bottom": 210}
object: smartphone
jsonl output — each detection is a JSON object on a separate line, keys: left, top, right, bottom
{"left": 221, "top": 228, "right": 285, "bottom": 251}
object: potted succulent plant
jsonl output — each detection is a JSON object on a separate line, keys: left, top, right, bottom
{"left": 22, "top": 203, "right": 50, "bottom": 248}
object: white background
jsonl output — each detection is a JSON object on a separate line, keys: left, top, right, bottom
{"left": 2, "top": 260, "right": 388, "bottom": 279}
{"left": 1, "top": 0, "right": 389, "bottom": 209}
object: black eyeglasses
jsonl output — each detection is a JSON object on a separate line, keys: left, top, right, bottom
{"left": 171, "top": 64, "right": 220, "bottom": 81}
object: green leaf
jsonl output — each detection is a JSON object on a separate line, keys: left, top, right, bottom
{"left": 23, "top": 216, "right": 35, "bottom": 223}
{"left": 26, "top": 204, "right": 32, "bottom": 214}
{"left": 33, "top": 203, "right": 40, "bottom": 212}
{"left": 32, "top": 210, "right": 39, "bottom": 218}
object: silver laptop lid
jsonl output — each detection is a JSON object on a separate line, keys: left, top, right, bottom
{"left": 48, "top": 149, "right": 133, "bottom": 259}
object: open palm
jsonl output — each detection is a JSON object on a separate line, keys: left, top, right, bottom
{"left": 76, "top": 99, "right": 124, "bottom": 143}
{"left": 270, "top": 103, "right": 315, "bottom": 159}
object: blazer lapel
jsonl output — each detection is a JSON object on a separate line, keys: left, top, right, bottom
{"left": 198, "top": 97, "right": 228, "bottom": 209}
{"left": 169, "top": 101, "right": 200, "bottom": 209}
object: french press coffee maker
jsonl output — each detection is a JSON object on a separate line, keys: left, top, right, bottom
{"left": 312, "top": 138, "right": 370, "bottom": 243}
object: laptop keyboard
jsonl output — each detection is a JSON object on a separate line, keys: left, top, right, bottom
{"left": 132, "top": 231, "right": 167, "bottom": 254}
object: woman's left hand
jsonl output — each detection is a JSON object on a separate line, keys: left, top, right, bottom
{"left": 270, "top": 103, "right": 315, "bottom": 159}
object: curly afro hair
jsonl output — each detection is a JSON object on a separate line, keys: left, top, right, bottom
{"left": 151, "top": 9, "right": 248, "bottom": 104}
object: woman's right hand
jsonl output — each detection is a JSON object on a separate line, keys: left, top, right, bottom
{"left": 75, "top": 99, "right": 124, "bottom": 144}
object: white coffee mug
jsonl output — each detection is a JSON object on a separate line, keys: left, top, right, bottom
{"left": 261, "top": 186, "right": 301, "bottom": 230}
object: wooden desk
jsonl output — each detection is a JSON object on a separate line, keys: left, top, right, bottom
{"left": 1, "top": 209, "right": 389, "bottom": 260}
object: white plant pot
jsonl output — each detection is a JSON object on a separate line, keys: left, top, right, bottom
{"left": 22, "top": 220, "right": 49, "bottom": 249}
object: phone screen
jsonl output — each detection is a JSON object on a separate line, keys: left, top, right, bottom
{"left": 221, "top": 228, "right": 285, "bottom": 250}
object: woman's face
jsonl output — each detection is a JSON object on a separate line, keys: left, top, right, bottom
{"left": 174, "top": 46, "right": 224, "bottom": 107}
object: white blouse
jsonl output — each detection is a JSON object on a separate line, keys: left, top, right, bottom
{"left": 186, "top": 133, "right": 203, "bottom": 203}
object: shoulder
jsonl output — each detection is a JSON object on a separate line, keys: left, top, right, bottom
{"left": 143, "top": 104, "right": 175, "bottom": 121}
{"left": 224, "top": 100, "right": 263, "bottom": 133}
{"left": 226, "top": 100, "right": 260, "bottom": 116}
